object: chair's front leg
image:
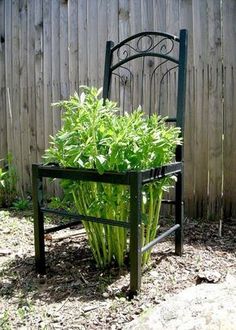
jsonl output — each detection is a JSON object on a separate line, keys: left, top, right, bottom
{"left": 175, "top": 171, "right": 183, "bottom": 255}
{"left": 129, "top": 172, "right": 142, "bottom": 297}
{"left": 32, "top": 164, "right": 46, "bottom": 274}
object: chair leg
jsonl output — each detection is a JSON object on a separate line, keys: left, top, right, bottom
{"left": 129, "top": 172, "right": 142, "bottom": 297}
{"left": 32, "top": 165, "right": 46, "bottom": 274}
{"left": 175, "top": 172, "right": 183, "bottom": 256}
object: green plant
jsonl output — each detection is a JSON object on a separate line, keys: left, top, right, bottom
{"left": 17, "top": 298, "right": 35, "bottom": 322}
{"left": 0, "top": 310, "right": 11, "bottom": 330}
{"left": 0, "top": 154, "right": 18, "bottom": 207}
{"left": 0, "top": 167, "right": 6, "bottom": 187}
{"left": 44, "top": 87, "right": 181, "bottom": 267}
{"left": 12, "top": 198, "right": 30, "bottom": 211}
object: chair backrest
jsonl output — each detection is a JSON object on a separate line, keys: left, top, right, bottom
{"left": 102, "top": 30, "right": 188, "bottom": 161}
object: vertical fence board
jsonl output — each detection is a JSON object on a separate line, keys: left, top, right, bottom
{"left": 43, "top": 0, "right": 52, "bottom": 151}
{"left": 118, "top": 0, "right": 131, "bottom": 113}
{"left": 19, "top": 0, "right": 30, "bottom": 191}
{"left": 12, "top": 0, "right": 23, "bottom": 191}
{"left": 207, "top": 0, "right": 223, "bottom": 219}
{"left": 192, "top": 0, "right": 209, "bottom": 218}
{"left": 107, "top": 0, "right": 119, "bottom": 102}
{"left": 222, "top": 0, "right": 236, "bottom": 218}
{"left": 60, "top": 0, "right": 69, "bottom": 100}
{"left": 51, "top": 0, "right": 61, "bottom": 135}
{"left": 179, "top": 0, "right": 195, "bottom": 217}
{"left": 35, "top": 0, "right": 44, "bottom": 160}
{"left": 98, "top": 0, "right": 108, "bottom": 87}
{"left": 27, "top": 0, "right": 37, "bottom": 168}
{"left": 5, "top": 0, "right": 13, "bottom": 157}
{"left": 0, "top": 0, "right": 7, "bottom": 158}
{"left": 68, "top": 0, "right": 78, "bottom": 93}
{"left": 87, "top": 0, "right": 98, "bottom": 87}
{"left": 78, "top": 0, "right": 88, "bottom": 86}
{"left": 129, "top": 0, "right": 141, "bottom": 110}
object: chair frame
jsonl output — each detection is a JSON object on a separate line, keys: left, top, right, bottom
{"left": 32, "top": 29, "right": 188, "bottom": 297}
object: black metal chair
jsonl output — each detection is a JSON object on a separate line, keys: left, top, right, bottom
{"left": 32, "top": 29, "right": 187, "bottom": 297}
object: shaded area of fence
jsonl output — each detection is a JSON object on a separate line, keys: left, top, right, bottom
{"left": 0, "top": 0, "right": 235, "bottom": 219}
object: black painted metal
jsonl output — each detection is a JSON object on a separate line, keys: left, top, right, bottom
{"left": 176, "top": 29, "right": 188, "bottom": 162}
{"left": 175, "top": 172, "right": 184, "bottom": 255}
{"left": 38, "top": 165, "right": 130, "bottom": 185}
{"left": 32, "top": 164, "right": 46, "bottom": 274}
{"left": 102, "top": 40, "right": 114, "bottom": 102}
{"left": 141, "top": 162, "right": 182, "bottom": 184}
{"left": 32, "top": 29, "right": 188, "bottom": 295}
{"left": 141, "top": 224, "right": 180, "bottom": 253}
{"left": 41, "top": 207, "right": 130, "bottom": 229}
{"left": 110, "top": 53, "right": 179, "bottom": 72}
{"left": 129, "top": 172, "right": 142, "bottom": 296}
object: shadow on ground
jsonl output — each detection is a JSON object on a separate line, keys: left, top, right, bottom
{"left": 0, "top": 236, "right": 130, "bottom": 304}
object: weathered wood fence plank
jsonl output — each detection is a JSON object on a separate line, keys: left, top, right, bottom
{"left": 222, "top": 0, "right": 236, "bottom": 218}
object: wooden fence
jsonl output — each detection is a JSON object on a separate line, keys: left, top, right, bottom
{"left": 0, "top": 0, "right": 235, "bottom": 219}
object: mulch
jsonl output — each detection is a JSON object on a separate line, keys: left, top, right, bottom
{"left": 0, "top": 209, "right": 235, "bottom": 329}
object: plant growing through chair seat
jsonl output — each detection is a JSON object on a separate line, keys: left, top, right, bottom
{"left": 44, "top": 86, "right": 182, "bottom": 268}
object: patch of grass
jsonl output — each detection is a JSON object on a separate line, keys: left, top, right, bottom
{"left": 0, "top": 310, "right": 11, "bottom": 330}
{"left": 17, "top": 298, "right": 35, "bottom": 321}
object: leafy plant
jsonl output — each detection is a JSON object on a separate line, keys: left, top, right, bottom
{"left": 12, "top": 198, "right": 30, "bottom": 211}
{"left": 0, "top": 154, "right": 18, "bottom": 208}
{"left": 44, "top": 87, "right": 182, "bottom": 267}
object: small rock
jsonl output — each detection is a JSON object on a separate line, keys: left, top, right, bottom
{"left": 0, "top": 248, "right": 12, "bottom": 255}
{"left": 102, "top": 292, "right": 109, "bottom": 298}
{"left": 196, "top": 270, "right": 221, "bottom": 284}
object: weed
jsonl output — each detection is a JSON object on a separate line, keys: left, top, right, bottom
{"left": 12, "top": 199, "right": 30, "bottom": 211}
{"left": 0, "top": 154, "right": 17, "bottom": 208}
{"left": 0, "top": 310, "right": 11, "bottom": 330}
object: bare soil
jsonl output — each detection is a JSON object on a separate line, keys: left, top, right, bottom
{"left": 0, "top": 209, "right": 235, "bottom": 329}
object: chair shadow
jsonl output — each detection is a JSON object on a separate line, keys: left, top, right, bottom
{"left": 0, "top": 237, "right": 130, "bottom": 304}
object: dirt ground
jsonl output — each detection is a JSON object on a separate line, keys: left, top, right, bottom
{"left": 0, "top": 209, "right": 235, "bottom": 329}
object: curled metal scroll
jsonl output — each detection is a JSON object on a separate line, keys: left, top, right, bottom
{"left": 112, "top": 65, "right": 134, "bottom": 86}
{"left": 116, "top": 35, "right": 175, "bottom": 61}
